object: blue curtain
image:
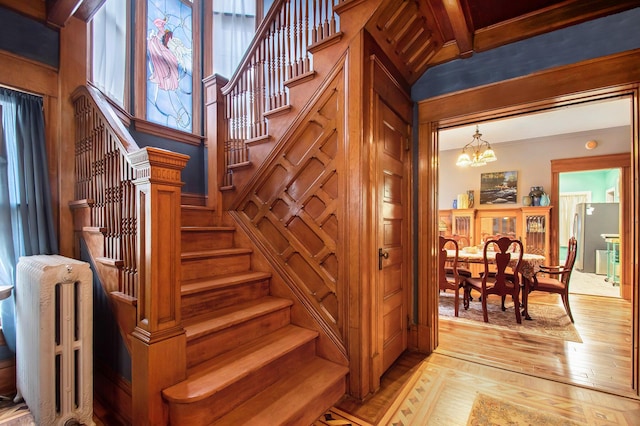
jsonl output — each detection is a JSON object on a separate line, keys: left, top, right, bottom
{"left": 0, "top": 87, "right": 58, "bottom": 356}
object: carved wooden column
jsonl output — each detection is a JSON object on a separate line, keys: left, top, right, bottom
{"left": 129, "top": 147, "right": 190, "bottom": 425}
{"left": 203, "top": 74, "right": 228, "bottom": 215}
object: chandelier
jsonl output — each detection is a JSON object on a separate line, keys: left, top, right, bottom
{"left": 455, "top": 125, "right": 497, "bottom": 167}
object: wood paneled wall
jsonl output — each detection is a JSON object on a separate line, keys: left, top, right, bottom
{"left": 235, "top": 60, "right": 347, "bottom": 347}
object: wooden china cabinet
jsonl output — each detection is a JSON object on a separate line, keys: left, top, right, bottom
{"left": 439, "top": 206, "right": 552, "bottom": 263}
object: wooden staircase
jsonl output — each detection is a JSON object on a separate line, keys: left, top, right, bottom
{"left": 162, "top": 206, "right": 349, "bottom": 425}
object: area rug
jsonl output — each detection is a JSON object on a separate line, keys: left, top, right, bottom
{"left": 466, "top": 393, "right": 581, "bottom": 425}
{"left": 439, "top": 291, "right": 582, "bottom": 343}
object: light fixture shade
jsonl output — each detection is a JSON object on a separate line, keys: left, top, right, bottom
{"left": 456, "top": 152, "right": 471, "bottom": 167}
{"left": 481, "top": 147, "right": 497, "bottom": 162}
{"left": 455, "top": 125, "right": 497, "bottom": 167}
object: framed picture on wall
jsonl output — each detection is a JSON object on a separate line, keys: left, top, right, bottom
{"left": 480, "top": 171, "right": 518, "bottom": 204}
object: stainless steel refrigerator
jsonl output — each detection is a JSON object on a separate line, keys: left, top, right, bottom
{"left": 573, "top": 202, "right": 619, "bottom": 273}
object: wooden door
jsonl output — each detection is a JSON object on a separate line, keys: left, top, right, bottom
{"left": 376, "top": 98, "right": 409, "bottom": 378}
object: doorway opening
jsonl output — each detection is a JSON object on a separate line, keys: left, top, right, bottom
{"left": 426, "top": 92, "right": 637, "bottom": 397}
{"left": 559, "top": 168, "right": 622, "bottom": 298}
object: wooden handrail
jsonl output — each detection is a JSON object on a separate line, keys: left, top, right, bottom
{"left": 219, "top": 0, "right": 341, "bottom": 187}
{"left": 71, "top": 83, "right": 189, "bottom": 304}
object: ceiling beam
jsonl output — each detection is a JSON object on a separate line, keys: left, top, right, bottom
{"left": 46, "top": 0, "right": 84, "bottom": 28}
{"left": 75, "top": 0, "right": 105, "bottom": 22}
{"left": 473, "top": 0, "right": 640, "bottom": 53}
{"left": 440, "top": 0, "right": 473, "bottom": 57}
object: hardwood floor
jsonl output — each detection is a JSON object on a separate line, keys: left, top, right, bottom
{"left": 329, "top": 292, "right": 638, "bottom": 425}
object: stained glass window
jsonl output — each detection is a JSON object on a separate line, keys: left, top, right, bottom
{"left": 146, "top": 0, "right": 194, "bottom": 132}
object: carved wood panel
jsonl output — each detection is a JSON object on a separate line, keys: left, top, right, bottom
{"left": 238, "top": 69, "right": 345, "bottom": 338}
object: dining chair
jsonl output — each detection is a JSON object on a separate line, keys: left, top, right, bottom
{"left": 439, "top": 236, "right": 465, "bottom": 316}
{"left": 464, "top": 237, "right": 524, "bottom": 323}
{"left": 443, "top": 235, "right": 473, "bottom": 279}
{"left": 529, "top": 236, "right": 578, "bottom": 322}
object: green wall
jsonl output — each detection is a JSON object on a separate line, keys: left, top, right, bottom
{"left": 559, "top": 169, "right": 618, "bottom": 202}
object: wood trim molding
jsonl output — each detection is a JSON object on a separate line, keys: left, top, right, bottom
{"left": 419, "top": 49, "right": 640, "bottom": 124}
{"left": 133, "top": 0, "right": 146, "bottom": 121}
{"left": 417, "top": 49, "right": 640, "bottom": 397}
{"left": 133, "top": 119, "right": 204, "bottom": 146}
{"left": 550, "top": 152, "right": 631, "bottom": 173}
{"left": 0, "top": 50, "right": 58, "bottom": 97}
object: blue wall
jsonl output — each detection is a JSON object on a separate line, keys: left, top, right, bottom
{"left": 130, "top": 130, "right": 205, "bottom": 194}
{"left": 0, "top": 6, "right": 59, "bottom": 68}
{"left": 412, "top": 8, "right": 640, "bottom": 101}
{"left": 81, "top": 241, "right": 131, "bottom": 381}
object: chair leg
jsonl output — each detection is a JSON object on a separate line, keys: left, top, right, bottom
{"left": 453, "top": 289, "right": 459, "bottom": 317}
{"left": 463, "top": 286, "right": 470, "bottom": 310}
{"left": 513, "top": 294, "right": 522, "bottom": 324}
{"left": 562, "top": 293, "right": 574, "bottom": 323}
{"left": 500, "top": 295, "right": 506, "bottom": 311}
{"left": 481, "top": 293, "right": 489, "bottom": 322}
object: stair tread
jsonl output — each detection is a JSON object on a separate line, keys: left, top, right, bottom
{"left": 213, "top": 357, "right": 348, "bottom": 425}
{"left": 163, "top": 325, "right": 318, "bottom": 402}
{"left": 182, "top": 247, "right": 252, "bottom": 260}
{"left": 181, "top": 205, "right": 215, "bottom": 212}
{"left": 181, "top": 271, "right": 271, "bottom": 295}
{"left": 183, "top": 296, "right": 293, "bottom": 340}
{"left": 181, "top": 226, "right": 235, "bottom": 232}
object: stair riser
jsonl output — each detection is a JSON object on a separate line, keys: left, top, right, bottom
{"left": 187, "top": 308, "right": 292, "bottom": 368}
{"left": 266, "top": 376, "right": 347, "bottom": 426}
{"left": 182, "top": 254, "right": 251, "bottom": 281}
{"left": 168, "top": 341, "right": 317, "bottom": 425}
{"left": 182, "top": 209, "right": 216, "bottom": 227}
{"left": 181, "top": 231, "right": 234, "bottom": 252}
{"left": 182, "top": 279, "right": 270, "bottom": 320}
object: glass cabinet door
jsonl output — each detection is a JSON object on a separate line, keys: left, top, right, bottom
{"left": 451, "top": 209, "right": 476, "bottom": 246}
{"left": 438, "top": 210, "right": 452, "bottom": 236}
{"left": 521, "top": 206, "right": 551, "bottom": 259}
{"left": 478, "top": 216, "right": 518, "bottom": 242}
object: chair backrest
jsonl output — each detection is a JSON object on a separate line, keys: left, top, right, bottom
{"left": 439, "top": 236, "right": 458, "bottom": 289}
{"left": 447, "top": 234, "right": 470, "bottom": 248}
{"left": 562, "top": 236, "right": 578, "bottom": 285}
{"left": 482, "top": 237, "right": 524, "bottom": 294}
{"left": 482, "top": 234, "right": 502, "bottom": 244}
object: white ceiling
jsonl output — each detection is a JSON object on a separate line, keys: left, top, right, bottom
{"left": 438, "top": 97, "right": 632, "bottom": 152}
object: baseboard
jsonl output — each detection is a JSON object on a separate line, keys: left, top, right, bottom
{"left": 0, "top": 356, "right": 16, "bottom": 396}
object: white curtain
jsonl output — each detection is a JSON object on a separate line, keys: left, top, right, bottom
{"left": 212, "top": 0, "right": 256, "bottom": 79}
{"left": 559, "top": 192, "right": 591, "bottom": 244}
{"left": 91, "top": 0, "right": 127, "bottom": 107}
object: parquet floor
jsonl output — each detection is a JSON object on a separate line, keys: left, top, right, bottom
{"left": 331, "top": 292, "right": 639, "bottom": 425}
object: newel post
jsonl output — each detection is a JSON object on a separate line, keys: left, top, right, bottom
{"left": 203, "top": 74, "right": 228, "bottom": 215}
{"left": 129, "top": 147, "right": 190, "bottom": 425}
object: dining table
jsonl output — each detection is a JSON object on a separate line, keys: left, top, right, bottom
{"left": 445, "top": 248, "right": 546, "bottom": 320}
